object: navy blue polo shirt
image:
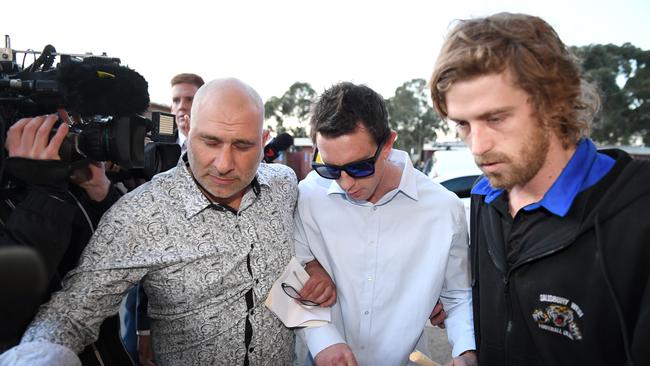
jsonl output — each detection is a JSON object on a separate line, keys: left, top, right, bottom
{"left": 471, "top": 139, "right": 615, "bottom": 217}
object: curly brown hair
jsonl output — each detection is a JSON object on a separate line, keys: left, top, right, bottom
{"left": 430, "top": 13, "right": 599, "bottom": 148}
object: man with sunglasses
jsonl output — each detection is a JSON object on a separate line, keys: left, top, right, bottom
{"left": 294, "top": 82, "right": 476, "bottom": 366}
{"left": 1, "top": 78, "right": 335, "bottom": 366}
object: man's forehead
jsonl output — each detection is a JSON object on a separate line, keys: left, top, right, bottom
{"left": 316, "top": 132, "right": 377, "bottom": 164}
{"left": 172, "top": 83, "right": 199, "bottom": 95}
{"left": 446, "top": 73, "right": 525, "bottom": 118}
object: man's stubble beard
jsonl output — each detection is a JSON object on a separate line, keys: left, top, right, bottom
{"left": 479, "top": 125, "right": 550, "bottom": 190}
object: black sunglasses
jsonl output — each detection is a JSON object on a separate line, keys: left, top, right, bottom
{"left": 311, "top": 140, "right": 386, "bottom": 180}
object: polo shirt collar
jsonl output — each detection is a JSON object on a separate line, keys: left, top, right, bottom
{"left": 471, "top": 139, "right": 614, "bottom": 217}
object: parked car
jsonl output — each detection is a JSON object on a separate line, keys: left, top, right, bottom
{"left": 427, "top": 147, "right": 482, "bottom": 227}
{"left": 434, "top": 173, "right": 480, "bottom": 228}
{"left": 426, "top": 147, "right": 480, "bottom": 180}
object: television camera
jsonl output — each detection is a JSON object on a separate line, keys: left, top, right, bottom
{"left": 0, "top": 35, "right": 179, "bottom": 182}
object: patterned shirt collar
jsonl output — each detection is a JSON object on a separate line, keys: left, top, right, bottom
{"left": 177, "top": 153, "right": 270, "bottom": 219}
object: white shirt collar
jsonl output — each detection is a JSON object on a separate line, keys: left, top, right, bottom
{"left": 326, "top": 149, "right": 419, "bottom": 204}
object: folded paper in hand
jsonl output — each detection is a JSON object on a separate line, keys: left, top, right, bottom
{"left": 265, "top": 257, "right": 331, "bottom": 328}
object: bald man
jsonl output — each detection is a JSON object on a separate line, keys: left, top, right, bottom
{"left": 1, "top": 79, "right": 331, "bottom": 366}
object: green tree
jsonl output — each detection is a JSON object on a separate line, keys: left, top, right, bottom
{"left": 386, "top": 79, "right": 446, "bottom": 162}
{"left": 264, "top": 82, "right": 316, "bottom": 137}
{"left": 573, "top": 43, "right": 650, "bottom": 145}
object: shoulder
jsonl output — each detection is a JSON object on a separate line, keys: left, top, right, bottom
{"left": 258, "top": 162, "right": 297, "bottom": 182}
{"left": 258, "top": 163, "right": 298, "bottom": 198}
{"left": 414, "top": 168, "right": 464, "bottom": 209}
{"left": 103, "top": 167, "right": 180, "bottom": 218}
{"left": 298, "top": 170, "right": 332, "bottom": 196}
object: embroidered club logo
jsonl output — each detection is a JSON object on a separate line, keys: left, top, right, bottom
{"left": 532, "top": 294, "right": 583, "bottom": 341}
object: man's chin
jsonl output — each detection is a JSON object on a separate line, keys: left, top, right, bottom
{"left": 486, "top": 173, "right": 512, "bottom": 190}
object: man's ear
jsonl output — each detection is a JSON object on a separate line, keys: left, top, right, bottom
{"left": 262, "top": 129, "right": 271, "bottom": 145}
{"left": 383, "top": 131, "right": 398, "bottom": 155}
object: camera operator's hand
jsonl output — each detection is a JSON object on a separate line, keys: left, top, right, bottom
{"left": 6, "top": 115, "right": 68, "bottom": 160}
{"left": 70, "top": 162, "right": 111, "bottom": 202}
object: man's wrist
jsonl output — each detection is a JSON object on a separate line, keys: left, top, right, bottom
{"left": 459, "top": 350, "right": 475, "bottom": 356}
{"left": 304, "top": 260, "right": 324, "bottom": 275}
{"left": 82, "top": 178, "right": 111, "bottom": 202}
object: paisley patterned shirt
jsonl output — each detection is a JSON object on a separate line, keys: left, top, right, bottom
{"left": 22, "top": 158, "right": 298, "bottom": 365}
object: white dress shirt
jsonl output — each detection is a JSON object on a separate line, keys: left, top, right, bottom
{"left": 295, "top": 149, "right": 475, "bottom": 366}
{"left": 177, "top": 131, "right": 188, "bottom": 153}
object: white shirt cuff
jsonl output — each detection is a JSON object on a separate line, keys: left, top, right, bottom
{"left": 301, "top": 323, "right": 346, "bottom": 358}
{"left": 0, "top": 341, "right": 81, "bottom": 366}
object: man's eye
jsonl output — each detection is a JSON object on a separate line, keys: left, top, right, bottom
{"left": 455, "top": 121, "right": 469, "bottom": 130}
{"left": 203, "top": 140, "right": 218, "bottom": 147}
{"left": 234, "top": 143, "right": 253, "bottom": 150}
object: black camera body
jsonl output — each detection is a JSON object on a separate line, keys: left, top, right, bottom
{"left": 0, "top": 36, "right": 153, "bottom": 172}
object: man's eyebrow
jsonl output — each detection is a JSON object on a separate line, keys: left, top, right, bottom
{"left": 198, "top": 134, "right": 255, "bottom": 145}
{"left": 476, "top": 107, "right": 514, "bottom": 120}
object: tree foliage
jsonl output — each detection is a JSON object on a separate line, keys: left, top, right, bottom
{"left": 385, "top": 79, "right": 446, "bottom": 161}
{"left": 574, "top": 43, "right": 650, "bottom": 145}
{"left": 264, "top": 82, "right": 316, "bottom": 137}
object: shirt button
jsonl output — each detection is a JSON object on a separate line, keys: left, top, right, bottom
{"left": 372, "top": 207, "right": 377, "bottom": 211}
{"left": 364, "top": 310, "right": 370, "bottom": 315}
{"left": 360, "top": 346, "right": 365, "bottom": 350}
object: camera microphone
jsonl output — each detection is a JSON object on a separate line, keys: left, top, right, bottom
{"left": 263, "top": 132, "right": 294, "bottom": 163}
{"left": 57, "top": 60, "right": 149, "bottom": 116}
{"left": 2, "top": 58, "right": 150, "bottom": 117}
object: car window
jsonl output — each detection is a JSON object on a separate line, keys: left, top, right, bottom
{"left": 428, "top": 148, "right": 480, "bottom": 179}
{"left": 440, "top": 175, "right": 480, "bottom": 198}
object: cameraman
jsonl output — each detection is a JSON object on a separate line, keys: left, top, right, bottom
{"left": 0, "top": 114, "right": 131, "bottom": 365}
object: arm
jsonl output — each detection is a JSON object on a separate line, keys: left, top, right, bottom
{"left": 313, "top": 343, "right": 358, "bottom": 366}
{"left": 299, "top": 260, "right": 337, "bottom": 307}
{"left": 293, "top": 206, "right": 348, "bottom": 361}
{"left": 4, "top": 116, "right": 122, "bottom": 279}
{"left": 3, "top": 115, "right": 76, "bottom": 281}
{"left": 630, "top": 270, "right": 650, "bottom": 364}
{"left": 136, "top": 283, "right": 155, "bottom": 366}
{"left": 429, "top": 300, "right": 447, "bottom": 328}
{"left": 440, "top": 203, "right": 476, "bottom": 358}
{"left": 10, "top": 197, "right": 148, "bottom": 363}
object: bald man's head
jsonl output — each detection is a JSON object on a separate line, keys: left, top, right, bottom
{"left": 190, "top": 78, "right": 264, "bottom": 132}
{"left": 186, "top": 78, "right": 269, "bottom": 210}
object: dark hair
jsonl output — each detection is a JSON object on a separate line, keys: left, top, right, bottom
{"left": 170, "top": 73, "right": 205, "bottom": 88}
{"left": 309, "top": 82, "right": 390, "bottom": 146}
{"left": 430, "top": 12, "right": 599, "bottom": 148}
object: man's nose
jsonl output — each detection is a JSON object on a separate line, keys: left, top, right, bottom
{"left": 467, "top": 124, "right": 493, "bottom": 157}
{"left": 337, "top": 171, "right": 355, "bottom": 191}
{"left": 213, "top": 147, "right": 235, "bottom": 174}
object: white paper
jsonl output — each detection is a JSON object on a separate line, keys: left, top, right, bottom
{"left": 265, "top": 257, "right": 331, "bottom": 328}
